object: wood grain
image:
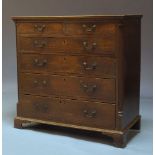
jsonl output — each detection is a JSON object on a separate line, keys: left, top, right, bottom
{"left": 17, "top": 94, "right": 116, "bottom": 129}
{"left": 19, "top": 73, "right": 116, "bottom": 103}
{"left": 19, "top": 53, "right": 116, "bottom": 77}
{"left": 13, "top": 15, "right": 142, "bottom": 147}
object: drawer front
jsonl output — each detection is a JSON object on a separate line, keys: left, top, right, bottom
{"left": 20, "top": 73, "right": 116, "bottom": 103}
{"left": 19, "top": 54, "right": 116, "bottom": 77}
{"left": 65, "top": 23, "right": 117, "bottom": 35}
{"left": 18, "top": 37, "right": 116, "bottom": 56}
{"left": 17, "top": 22, "right": 63, "bottom": 34}
{"left": 18, "top": 95, "right": 116, "bottom": 129}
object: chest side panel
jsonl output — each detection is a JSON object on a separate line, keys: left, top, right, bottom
{"left": 117, "top": 18, "right": 141, "bottom": 129}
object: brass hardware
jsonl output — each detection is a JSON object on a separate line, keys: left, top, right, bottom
{"left": 42, "top": 80, "right": 47, "bottom": 85}
{"left": 82, "top": 61, "right": 97, "bottom": 70}
{"left": 33, "top": 80, "right": 38, "bottom": 84}
{"left": 80, "top": 81, "right": 97, "bottom": 93}
{"left": 82, "top": 24, "right": 96, "bottom": 32}
{"left": 118, "top": 111, "right": 123, "bottom": 117}
{"left": 83, "top": 41, "right": 97, "bottom": 51}
{"left": 83, "top": 110, "right": 97, "bottom": 118}
{"left": 33, "top": 59, "right": 47, "bottom": 67}
{"left": 33, "top": 40, "right": 47, "bottom": 48}
{"left": 34, "top": 24, "right": 46, "bottom": 32}
{"left": 33, "top": 80, "right": 47, "bottom": 86}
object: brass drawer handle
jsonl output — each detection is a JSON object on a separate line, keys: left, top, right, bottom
{"left": 33, "top": 80, "right": 47, "bottom": 86}
{"left": 33, "top": 80, "right": 38, "bottom": 84}
{"left": 80, "top": 81, "right": 97, "bottom": 93}
{"left": 42, "top": 80, "right": 47, "bottom": 85}
{"left": 33, "top": 40, "right": 47, "bottom": 48}
{"left": 83, "top": 41, "right": 97, "bottom": 51}
{"left": 82, "top": 62, "right": 97, "bottom": 70}
{"left": 34, "top": 24, "right": 46, "bottom": 32}
{"left": 82, "top": 24, "right": 96, "bottom": 32}
{"left": 83, "top": 110, "right": 97, "bottom": 118}
{"left": 33, "top": 59, "right": 47, "bottom": 67}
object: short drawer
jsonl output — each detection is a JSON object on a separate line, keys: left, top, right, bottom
{"left": 19, "top": 53, "right": 116, "bottom": 78}
{"left": 18, "top": 95, "right": 116, "bottom": 129}
{"left": 65, "top": 22, "right": 117, "bottom": 36}
{"left": 18, "top": 36, "right": 116, "bottom": 56}
{"left": 16, "top": 22, "right": 63, "bottom": 35}
{"left": 19, "top": 73, "right": 116, "bottom": 103}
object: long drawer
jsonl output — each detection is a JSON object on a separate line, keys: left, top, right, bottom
{"left": 19, "top": 73, "right": 116, "bottom": 103}
{"left": 18, "top": 36, "right": 116, "bottom": 56}
{"left": 18, "top": 94, "right": 116, "bottom": 129}
{"left": 19, "top": 53, "right": 116, "bottom": 77}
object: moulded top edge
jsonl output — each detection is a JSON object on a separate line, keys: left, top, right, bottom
{"left": 11, "top": 14, "right": 143, "bottom": 21}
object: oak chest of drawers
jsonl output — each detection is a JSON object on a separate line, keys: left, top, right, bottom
{"left": 12, "top": 15, "right": 142, "bottom": 147}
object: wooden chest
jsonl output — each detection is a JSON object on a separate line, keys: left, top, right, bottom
{"left": 12, "top": 15, "right": 142, "bottom": 147}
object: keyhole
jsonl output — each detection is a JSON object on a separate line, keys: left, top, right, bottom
{"left": 59, "top": 100, "right": 65, "bottom": 104}
{"left": 64, "top": 57, "right": 66, "bottom": 61}
{"left": 64, "top": 78, "right": 66, "bottom": 81}
{"left": 63, "top": 40, "right": 67, "bottom": 45}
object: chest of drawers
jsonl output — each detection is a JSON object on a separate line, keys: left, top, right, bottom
{"left": 12, "top": 15, "right": 142, "bottom": 147}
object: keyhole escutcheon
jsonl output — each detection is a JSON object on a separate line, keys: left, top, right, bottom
{"left": 63, "top": 40, "right": 67, "bottom": 45}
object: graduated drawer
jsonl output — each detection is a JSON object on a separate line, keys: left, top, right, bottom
{"left": 18, "top": 95, "right": 116, "bottom": 129}
{"left": 19, "top": 73, "right": 116, "bottom": 103}
{"left": 19, "top": 53, "right": 116, "bottom": 78}
{"left": 16, "top": 22, "right": 63, "bottom": 34}
{"left": 18, "top": 36, "right": 116, "bottom": 56}
{"left": 65, "top": 22, "right": 117, "bottom": 36}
